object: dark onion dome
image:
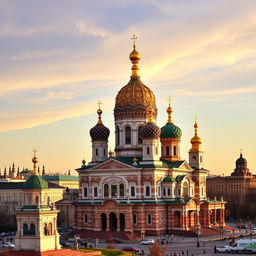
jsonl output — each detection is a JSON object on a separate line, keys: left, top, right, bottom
{"left": 90, "top": 108, "right": 110, "bottom": 141}
{"left": 160, "top": 104, "right": 182, "bottom": 139}
{"left": 236, "top": 153, "right": 247, "bottom": 169}
{"left": 114, "top": 43, "right": 157, "bottom": 119}
{"left": 140, "top": 109, "right": 160, "bottom": 139}
{"left": 162, "top": 176, "right": 175, "bottom": 183}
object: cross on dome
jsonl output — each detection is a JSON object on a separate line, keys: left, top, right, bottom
{"left": 97, "top": 100, "right": 102, "bottom": 110}
{"left": 131, "top": 34, "right": 137, "bottom": 47}
{"left": 32, "top": 147, "right": 37, "bottom": 157}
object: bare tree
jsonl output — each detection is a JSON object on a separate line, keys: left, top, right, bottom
{"left": 148, "top": 242, "right": 166, "bottom": 256}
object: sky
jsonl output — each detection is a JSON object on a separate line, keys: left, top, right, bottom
{"left": 0, "top": 0, "right": 256, "bottom": 176}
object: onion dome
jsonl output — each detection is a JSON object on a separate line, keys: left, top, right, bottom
{"left": 160, "top": 104, "right": 182, "bottom": 139}
{"left": 236, "top": 153, "right": 247, "bottom": 169}
{"left": 90, "top": 107, "right": 110, "bottom": 141}
{"left": 114, "top": 35, "right": 157, "bottom": 119}
{"left": 190, "top": 121, "right": 202, "bottom": 152}
{"left": 140, "top": 109, "right": 160, "bottom": 139}
{"left": 162, "top": 176, "right": 175, "bottom": 183}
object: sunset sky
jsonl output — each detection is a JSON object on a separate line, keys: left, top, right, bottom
{"left": 0, "top": 0, "right": 256, "bottom": 175}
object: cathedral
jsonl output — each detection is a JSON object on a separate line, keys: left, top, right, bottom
{"left": 74, "top": 39, "right": 225, "bottom": 236}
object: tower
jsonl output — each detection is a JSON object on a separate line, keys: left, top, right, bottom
{"left": 160, "top": 102, "right": 182, "bottom": 161}
{"left": 15, "top": 149, "right": 60, "bottom": 252}
{"left": 89, "top": 104, "right": 110, "bottom": 162}
{"left": 140, "top": 108, "right": 161, "bottom": 161}
{"left": 189, "top": 121, "right": 204, "bottom": 169}
{"left": 114, "top": 35, "right": 157, "bottom": 157}
{"left": 231, "top": 153, "right": 251, "bottom": 176}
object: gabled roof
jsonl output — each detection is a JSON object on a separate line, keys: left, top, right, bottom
{"left": 23, "top": 175, "right": 48, "bottom": 189}
{"left": 0, "top": 181, "right": 64, "bottom": 190}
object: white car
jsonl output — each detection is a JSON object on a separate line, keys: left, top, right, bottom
{"left": 3, "top": 242, "right": 15, "bottom": 248}
{"left": 140, "top": 239, "right": 155, "bottom": 245}
{"left": 216, "top": 246, "right": 231, "bottom": 253}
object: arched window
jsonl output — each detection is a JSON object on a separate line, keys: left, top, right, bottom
{"left": 84, "top": 214, "right": 88, "bottom": 224}
{"left": 30, "top": 223, "right": 36, "bottom": 236}
{"left": 146, "top": 186, "right": 150, "bottom": 197}
{"left": 44, "top": 223, "right": 48, "bottom": 236}
{"left": 173, "top": 146, "right": 177, "bottom": 156}
{"left": 47, "top": 197, "right": 50, "bottom": 205}
{"left": 156, "top": 146, "right": 158, "bottom": 155}
{"left": 116, "top": 126, "right": 120, "bottom": 146}
{"left": 94, "top": 187, "right": 98, "bottom": 197}
{"left": 48, "top": 223, "right": 52, "bottom": 236}
{"left": 147, "top": 214, "right": 152, "bottom": 224}
{"left": 125, "top": 126, "right": 131, "bottom": 144}
{"left": 104, "top": 184, "right": 109, "bottom": 197}
{"left": 200, "top": 156, "right": 203, "bottom": 163}
{"left": 192, "top": 156, "right": 196, "bottom": 162}
{"left": 35, "top": 196, "right": 39, "bottom": 204}
{"left": 133, "top": 214, "right": 137, "bottom": 224}
{"left": 168, "top": 188, "right": 171, "bottom": 196}
{"left": 95, "top": 149, "right": 98, "bottom": 156}
{"left": 166, "top": 146, "right": 170, "bottom": 156}
{"left": 131, "top": 186, "right": 135, "bottom": 197}
{"left": 119, "top": 184, "right": 124, "bottom": 197}
{"left": 83, "top": 187, "right": 88, "bottom": 198}
{"left": 163, "top": 188, "right": 166, "bottom": 196}
{"left": 183, "top": 182, "right": 189, "bottom": 197}
{"left": 147, "top": 147, "right": 150, "bottom": 155}
{"left": 111, "top": 184, "right": 117, "bottom": 197}
{"left": 23, "top": 223, "right": 29, "bottom": 236}
{"left": 138, "top": 126, "right": 143, "bottom": 144}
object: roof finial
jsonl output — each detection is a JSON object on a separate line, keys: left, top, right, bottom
{"left": 97, "top": 100, "right": 103, "bottom": 124}
{"left": 131, "top": 34, "right": 138, "bottom": 48}
{"left": 240, "top": 149, "right": 243, "bottom": 157}
{"left": 32, "top": 148, "right": 39, "bottom": 175}
{"left": 166, "top": 97, "right": 173, "bottom": 124}
{"left": 194, "top": 115, "right": 198, "bottom": 136}
{"left": 129, "top": 34, "right": 140, "bottom": 77}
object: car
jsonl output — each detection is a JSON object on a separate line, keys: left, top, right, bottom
{"left": 122, "top": 246, "right": 140, "bottom": 252}
{"left": 140, "top": 239, "right": 155, "bottom": 245}
{"left": 3, "top": 242, "right": 15, "bottom": 248}
{"left": 112, "top": 237, "right": 122, "bottom": 243}
{"left": 0, "top": 232, "right": 5, "bottom": 237}
{"left": 216, "top": 245, "right": 231, "bottom": 253}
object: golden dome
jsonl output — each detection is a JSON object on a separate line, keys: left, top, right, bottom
{"left": 190, "top": 121, "right": 202, "bottom": 152}
{"left": 32, "top": 156, "right": 38, "bottom": 164}
{"left": 114, "top": 38, "right": 157, "bottom": 119}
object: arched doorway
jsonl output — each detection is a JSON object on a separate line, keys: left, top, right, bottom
{"left": 101, "top": 213, "right": 107, "bottom": 231}
{"left": 109, "top": 212, "right": 117, "bottom": 231}
{"left": 188, "top": 210, "right": 195, "bottom": 227}
{"left": 120, "top": 213, "right": 125, "bottom": 231}
{"left": 174, "top": 211, "right": 181, "bottom": 227}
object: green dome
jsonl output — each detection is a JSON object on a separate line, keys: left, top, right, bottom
{"left": 23, "top": 175, "right": 48, "bottom": 190}
{"left": 160, "top": 123, "right": 182, "bottom": 139}
{"left": 162, "top": 176, "right": 175, "bottom": 183}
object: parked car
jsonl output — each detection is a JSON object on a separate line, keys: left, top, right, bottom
{"left": 112, "top": 238, "right": 122, "bottom": 243}
{"left": 216, "top": 246, "right": 231, "bottom": 253}
{"left": 3, "top": 242, "right": 15, "bottom": 248}
{"left": 0, "top": 232, "right": 5, "bottom": 237}
{"left": 140, "top": 239, "right": 155, "bottom": 245}
{"left": 122, "top": 246, "right": 140, "bottom": 252}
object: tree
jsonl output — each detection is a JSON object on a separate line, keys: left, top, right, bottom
{"left": 148, "top": 242, "right": 166, "bottom": 256}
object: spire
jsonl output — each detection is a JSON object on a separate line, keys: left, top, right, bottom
{"left": 32, "top": 147, "right": 39, "bottom": 175}
{"left": 97, "top": 100, "right": 103, "bottom": 124}
{"left": 129, "top": 34, "right": 140, "bottom": 77}
{"left": 147, "top": 108, "right": 154, "bottom": 123}
{"left": 17, "top": 166, "right": 20, "bottom": 176}
{"left": 4, "top": 167, "right": 7, "bottom": 178}
{"left": 166, "top": 97, "right": 173, "bottom": 124}
{"left": 42, "top": 165, "right": 45, "bottom": 176}
{"left": 68, "top": 170, "right": 71, "bottom": 175}
{"left": 8, "top": 166, "right": 11, "bottom": 177}
{"left": 190, "top": 117, "right": 202, "bottom": 152}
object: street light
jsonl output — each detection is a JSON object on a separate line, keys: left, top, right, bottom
{"left": 130, "top": 226, "right": 134, "bottom": 256}
{"left": 196, "top": 222, "right": 201, "bottom": 247}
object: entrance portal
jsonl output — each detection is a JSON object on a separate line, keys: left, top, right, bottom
{"left": 101, "top": 213, "right": 107, "bottom": 231}
{"left": 120, "top": 213, "right": 125, "bottom": 231}
{"left": 109, "top": 212, "right": 117, "bottom": 231}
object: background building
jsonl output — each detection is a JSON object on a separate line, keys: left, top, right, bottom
{"left": 207, "top": 153, "right": 256, "bottom": 218}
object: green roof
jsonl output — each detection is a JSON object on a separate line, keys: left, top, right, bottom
{"left": 162, "top": 176, "right": 176, "bottom": 183}
{"left": 20, "top": 169, "right": 32, "bottom": 174}
{"left": 176, "top": 175, "right": 186, "bottom": 182}
{"left": 23, "top": 175, "right": 48, "bottom": 190}
{"left": 160, "top": 123, "right": 182, "bottom": 139}
{"left": 42, "top": 175, "right": 78, "bottom": 182}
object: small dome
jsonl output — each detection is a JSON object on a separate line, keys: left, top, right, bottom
{"left": 162, "top": 176, "right": 175, "bottom": 183}
{"left": 90, "top": 124, "right": 110, "bottom": 141}
{"left": 160, "top": 123, "right": 182, "bottom": 139}
{"left": 140, "top": 122, "right": 160, "bottom": 140}
{"left": 129, "top": 47, "right": 141, "bottom": 62}
{"left": 160, "top": 104, "right": 182, "bottom": 139}
{"left": 236, "top": 153, "right": 247, "bottom": 168}
{"left": 32, "top": 156, "right": 38, "bottom": 164}
{"left": 23, "top": 175, "right": 48, "bottom": 190}
{"left": 90, "top": 107, "right": 110, "bottom": 141}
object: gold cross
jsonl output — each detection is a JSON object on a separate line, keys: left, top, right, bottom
{"left": 32, "top": 147, "right": 37, "bottom": 157}
{"left": 240, "top": 149, "right": 243, "bottom": 154}
{"left": 97, "top": 100, "right": 102, "bottom": 109}
{"left": 131, "top": 34, "right": 138, "bottom": 47}
{"left": 167, "top": 96, "right": 171, "bottom": 105}
{"left": 194, "top": 114, "right": 198, "bottom": 122}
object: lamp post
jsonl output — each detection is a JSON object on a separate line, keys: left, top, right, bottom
{"left": 196, "top": 222, "right": 201, "bottom": 247}
{"left": 130, "top": 226, "right": 134, "bottom": 256}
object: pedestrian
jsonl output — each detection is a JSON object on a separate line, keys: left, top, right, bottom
{"left": 203, "top": 249, "right": 205, "bottom": 254}
{"left": 186, "top": 249, "right": 188, "bottom": 256}
{"left": 214, "top": 245, "right": 217, "bottom": 254}
{"left": 182, "top": 251, "right": 184, "bottom": 255}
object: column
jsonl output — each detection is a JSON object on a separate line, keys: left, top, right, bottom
{"left": 117, "top": 215, "right": 120, "bottom": 231}
{"left": 213, "top": 209, "right": 217, "bottom": 225}
{"left": 107, "top": 215, "right": 110, "bottom": 231}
